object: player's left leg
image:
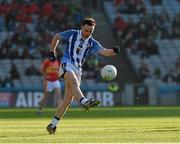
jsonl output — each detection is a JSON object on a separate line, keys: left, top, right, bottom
{"left": 47, "top": 81, "right": 74, "bottom": 134}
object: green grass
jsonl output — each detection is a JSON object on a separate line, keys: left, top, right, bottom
{"left": 0, "top": 107, "right": 180, "bottom": 143}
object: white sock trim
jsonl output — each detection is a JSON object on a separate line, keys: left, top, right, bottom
{"left": 80, "top": 97, "right": 88, "bottom": 105}
{"left": 51, "top": 117, "right": 59, "bottom": 128}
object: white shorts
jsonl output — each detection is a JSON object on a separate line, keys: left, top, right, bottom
{"left": 46, "top": 80, "right": 61, "bottom": 92}
{"left": 59, "top": 63, "right": 82, "bottom": 84}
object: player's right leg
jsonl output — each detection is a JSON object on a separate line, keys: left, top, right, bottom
{"left": 64, "top": 71, "right": 100, "bottom": 110}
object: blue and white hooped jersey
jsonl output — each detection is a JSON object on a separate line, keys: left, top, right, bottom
{"left": 59, "top": 29, "right": 103, "bottom": 70}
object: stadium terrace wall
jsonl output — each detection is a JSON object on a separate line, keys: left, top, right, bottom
{"left": 0, "top": 88, "right": 121, "bottom": 108}
{"left": 1, "top": 83, "right": 180, "bottom": 107}
{"left": 123, "top": 83, "right": 180, "bottom": 106}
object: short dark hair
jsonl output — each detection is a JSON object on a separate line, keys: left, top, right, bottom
{"left": 82, "top": 17, "right": 96, "bottom": 26}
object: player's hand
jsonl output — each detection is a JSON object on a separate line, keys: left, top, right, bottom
{"left": 113, "top": 46, "right": 120, "bottom": 54}
{"left": 48, "top": 51, "right": 56, "bottom": 61}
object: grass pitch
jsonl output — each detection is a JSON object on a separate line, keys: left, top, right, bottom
{"left": 0, "top": 107, "right": 180, "bottom": 143}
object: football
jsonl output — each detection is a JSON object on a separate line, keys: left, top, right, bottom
{"left": 101, "top": 65, "right": 117, "bottom": 81}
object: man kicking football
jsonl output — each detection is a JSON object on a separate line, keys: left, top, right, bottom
{"left": 47, "top": 17, "right": 120, "bottom": 134}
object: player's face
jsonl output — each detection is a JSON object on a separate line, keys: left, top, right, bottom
{"left": 81, "top": 24, "right": 95, "bottom": 39}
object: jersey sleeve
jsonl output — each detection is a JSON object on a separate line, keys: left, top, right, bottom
{"left": 90, "top": 40, "right": 103, "bottom": 54}
{"left": 59, "top": 29, "right": 76, "bottom": 41}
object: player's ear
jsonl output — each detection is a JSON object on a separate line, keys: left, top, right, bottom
{"left": 91, "top": 27, "right": 95, "bottom": 33}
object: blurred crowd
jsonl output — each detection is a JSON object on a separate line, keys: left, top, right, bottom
{"left": 0, "top": 0, "right": 85, "bottom": 59}
{"left": 0, "top": 0, "right": 103, "bottom": 88}
{"left": 113, "top": 0, "right": 180, "bottom": 42}
{"left": 138, "top": 56, "right": 180, "bottom": 83}
{"left": 112, "top": 0, "right": 180, "bottom": 83}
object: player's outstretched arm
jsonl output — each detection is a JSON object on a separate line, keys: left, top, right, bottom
{"left": 50, "top": 33, "right": 61, "bottom": 52}
{"left": 99, "top": 46, "right": 120, "bottom": 56}
{"left": 48, "top": 33, "right": 61, "bottom": 61}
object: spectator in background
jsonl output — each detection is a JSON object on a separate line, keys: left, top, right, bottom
{"left": 113, "top": 12, "right": 128, "bottom": 39}
{"left": 146, "top": 39, "right": 159, "bottom": 56}
{"left": 149, "top": 24, "right": 162, "bottom": 39}
{"left": 136, "top": 38, "right": 159, "bottom": 57}
{"left": 175, "top": 57, "right": 180, "bottom": 82}
{"left": 150, "top": 0, "right": 162, "bottom": 6}
{"left": 0, "top": 13, "right": 5, "bottom": 31}
{"left": 87, "top": 55, "right": 99, "bottom": 71}
{"left": 83, "top": 55, "right": 100, "bottom": 81}
{"left": 113, "top": 0, "right": 123, "bottom": 7}
{"left": 9, "top": 63, "right": 20, "bottom": 79}
{"left": 0, "top": 75, "right": 2, "bottom": 81}
{"left": 133, "top": 38, "right": 147, "bottom": 58}
{"left": 25, "top": 63, "right": 41, "bottom": 76}
{"left": 8, "top": 45, "right": 20, "bottom": 59}
{"left": 153, "top": 67, "right": 161, "bottom": 79}
{"left": 137, "top": 22, "right": 149, "bottom": 39}
{"left": 42, "top": 2, "right": 54, "bottom": 17}
{"left": 0, "top": 37, "right": 11, "bottom": 59}
{"left": 163, "top": 69, "right": 177, "bottom": 83}
{"left": 135, "top": 0, "right": 146, "bottom": 14}
{"left": 176, "top": 55, "right": 180, "bottom": 75}
{"left": 138, "top": 60, "right": 151, "bottom": 81}
{"left": 172, "top": 13, "right": 180, "bottom": 38}
{"left": 21, "top": 47, "right": 31, "bottom": 59}
{"left": 1, "top": 73, "right": 14, "bottom": 88}
{"left": 121, "top": 30, "right": 135, "bottom": 49}
{"left": 125, "top": 0, "right": 138, "bottom": 14}
{"left": 117, "top": 1, "right": 127, "bottom": 14}
{"left": 27, "top": 1, "right": 39, "bottom": 14}
{"left": 159, "top": 9, "right": 171, "bottom": 38}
